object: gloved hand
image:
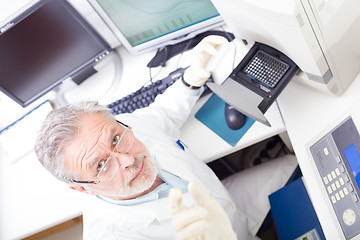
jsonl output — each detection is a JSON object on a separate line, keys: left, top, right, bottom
{"left": 169, "top": 181, "right": 237, "bottom": 240}
{"left": 182, "top": 35, "right": 228, "bottom": 89}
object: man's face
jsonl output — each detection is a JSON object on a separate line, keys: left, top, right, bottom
{"left": 65, "top": 113, "right": 157, "bottom": 200}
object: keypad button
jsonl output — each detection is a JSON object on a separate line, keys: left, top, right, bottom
{"left": 344, "top": 187, "right": 349, "bottom": 195}
{"left": 336, "top": 180, "right": 341, "bottom": 189}
{"left": 323, "top": 176, "right": 329, "bottom": 185}
{"left": 324, "top": 147, "right": 329, "bottom": 155}
{"left": 328, "top": 174, "right": 333, "bottom": 182}
{"left": 339, "top": 177, "right": 345, "bottom": 186}
{"left": 335, "top": 193, "right": 341, "bottom": 201}
{"left": 327, "top": 186, "right": 333, "bottom": 194}
{"left": 335, "top": 168, "right": 341, "bottom": 176}
{"left": 331, "top": 171, "right": 337, "bottom": 179}
{"left": 331, "top": 195, "right": 337, "bottom": 203}
{"left": 343, "top": 209, "right": 356, "bottom": 226}
{"left": 340, "top": 190, "right": 345, "bottom": 198}
{"left": 332, "top": 183, "right": 337, "bottom": 191}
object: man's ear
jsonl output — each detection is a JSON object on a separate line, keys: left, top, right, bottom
{"left": 68, "top": 183, "right": 96, "bottom": 195}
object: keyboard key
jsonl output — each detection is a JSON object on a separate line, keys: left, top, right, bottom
{"left": 106, "top": 68, "right": 207, "bottom": 115}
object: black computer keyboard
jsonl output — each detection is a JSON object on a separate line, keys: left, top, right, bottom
{"left": 107, "top": 67, "right": 211, "bottom": 115}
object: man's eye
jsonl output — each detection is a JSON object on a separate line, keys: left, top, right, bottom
{"left": 112, "top": 135, "right": 120, "bottom": 145}
{"left": 97, "top": 160, "right": 105, "bottom": 171}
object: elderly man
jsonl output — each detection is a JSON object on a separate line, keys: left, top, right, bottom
{"left": 35, "top": 36, "right": 297, "bottom": 239}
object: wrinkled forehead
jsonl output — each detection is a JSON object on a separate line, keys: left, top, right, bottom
{"left": 67, "top": 113, "right": 121, "bottom": 151}
{"left": 63, "top": 113, "right": 124, "bottom": 170}
{"left": 77, "top": 113, "right": 120, "bottom": 134}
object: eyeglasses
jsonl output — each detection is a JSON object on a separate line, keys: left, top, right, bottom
{"left": 72, "top": 127, "right": 134, "bottom": 184}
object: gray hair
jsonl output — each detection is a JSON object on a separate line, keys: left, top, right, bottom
{"left": 34, "top": 101, "right": 116, "bottom": 183}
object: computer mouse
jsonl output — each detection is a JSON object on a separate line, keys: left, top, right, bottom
{"left": 224, "top": 103, "right": 246, "bottom": 130}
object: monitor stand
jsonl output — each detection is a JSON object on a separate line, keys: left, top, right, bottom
{"left": 71, "top": 66, "right": 98, "bottom": 85}
{"left": 54, "top": 52, "right": 122, "bottom": 107}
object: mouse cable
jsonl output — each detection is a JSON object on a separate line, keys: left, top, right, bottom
{"left": 220, "top": 26, "right": 237, "bottom": 70}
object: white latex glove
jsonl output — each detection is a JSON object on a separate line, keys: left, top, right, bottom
{"left": 169, "top": 181, "right": 237, "bottom": 240}
{"left": 183, "top": 35, "right": 228, "bottom": 88}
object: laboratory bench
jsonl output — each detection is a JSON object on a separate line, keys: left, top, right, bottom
{"left": 0, "top": 40, "right": 287, "bottom": 240}
{"left": 2, "top": 1, "right": 358, "bottom": 240}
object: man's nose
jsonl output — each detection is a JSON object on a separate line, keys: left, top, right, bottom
{"left": 117, "top": 153, "right": 135, "bottom": 170}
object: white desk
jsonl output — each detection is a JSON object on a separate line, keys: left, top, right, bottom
{"left": 277, "top": 74, "right": 360, "bottom": 240}
{"left": 0, "top": 1, "right": 287, "bottom": 239}
{"left": 0, "top": 47, "right": 286, "bottom": 240}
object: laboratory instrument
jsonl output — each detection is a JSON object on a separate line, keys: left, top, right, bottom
{"left": 211, "top": 0, "right": 360, "bottom": 95}
{"left": 310, "top": 117, "right": 360, "bottom": 239}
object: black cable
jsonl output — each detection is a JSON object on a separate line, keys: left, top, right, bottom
{"left": 220, "top": 26, "right": 237, "bottom": 70}
{"left": 176, "top": 38, "right": 195, "bottom": 69}
{"left": 148, "top": 67, "right": 156, "bottom": 97}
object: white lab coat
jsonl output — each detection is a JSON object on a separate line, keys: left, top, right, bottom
{"left": 82, "top": 81, "right": 250, "bottom": 239}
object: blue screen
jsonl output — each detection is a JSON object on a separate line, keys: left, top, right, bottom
{"left": 344, "top": 144, "right": 360, "bottom": 187}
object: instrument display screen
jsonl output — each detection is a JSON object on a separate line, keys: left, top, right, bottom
{"left": 344, "top": 143, "right": 360, "bottom": 188}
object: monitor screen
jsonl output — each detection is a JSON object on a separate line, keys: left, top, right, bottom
{"left": 0, "top": 0, "right": 112, "bottom": 107}
{"left": 89, "top": 0, "right": 223, "bottom": 54}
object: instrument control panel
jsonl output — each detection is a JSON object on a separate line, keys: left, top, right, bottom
{"left": 310, "top": 117, "right": 360, "bottom": 239}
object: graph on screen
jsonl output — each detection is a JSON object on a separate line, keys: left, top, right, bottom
{"left": 96, "top": 0, "right": 219, "bottom": 46}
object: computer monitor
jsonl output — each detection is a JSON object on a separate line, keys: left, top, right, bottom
{"left": 88, "top": 0, "right": 223, "bottom": 55}
{"left": 0, "top": 0, "right": 112, "bottom": 107}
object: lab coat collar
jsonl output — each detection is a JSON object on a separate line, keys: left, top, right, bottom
{"left": 96, "top": 156, "right": 188, "bottom": 206}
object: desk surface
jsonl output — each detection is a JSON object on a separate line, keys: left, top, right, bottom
{"left": 0, "top": 1, "right": 286, "bottom": 239}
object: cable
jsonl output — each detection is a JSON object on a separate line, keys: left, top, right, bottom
{"left": 145, "top": 64, "right": 164, "bottom": 100}
{"left": 149, "top": 67, "right": 156, "bottom": 96}
{"left": 221, "top": 26, "right": 237, "bottom": 70}
{"left": 176, "top": 38, "right": 195, "bottom": 69}
{"left": 100, "top": 51, "right": 123, "bottom": 102}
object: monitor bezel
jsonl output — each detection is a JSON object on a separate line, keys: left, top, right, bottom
{"left": 0, "top": 0, "right": 112, "bottom": 107}
{"left": 88, "top": 0, "right": 224, "bottom": 55}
